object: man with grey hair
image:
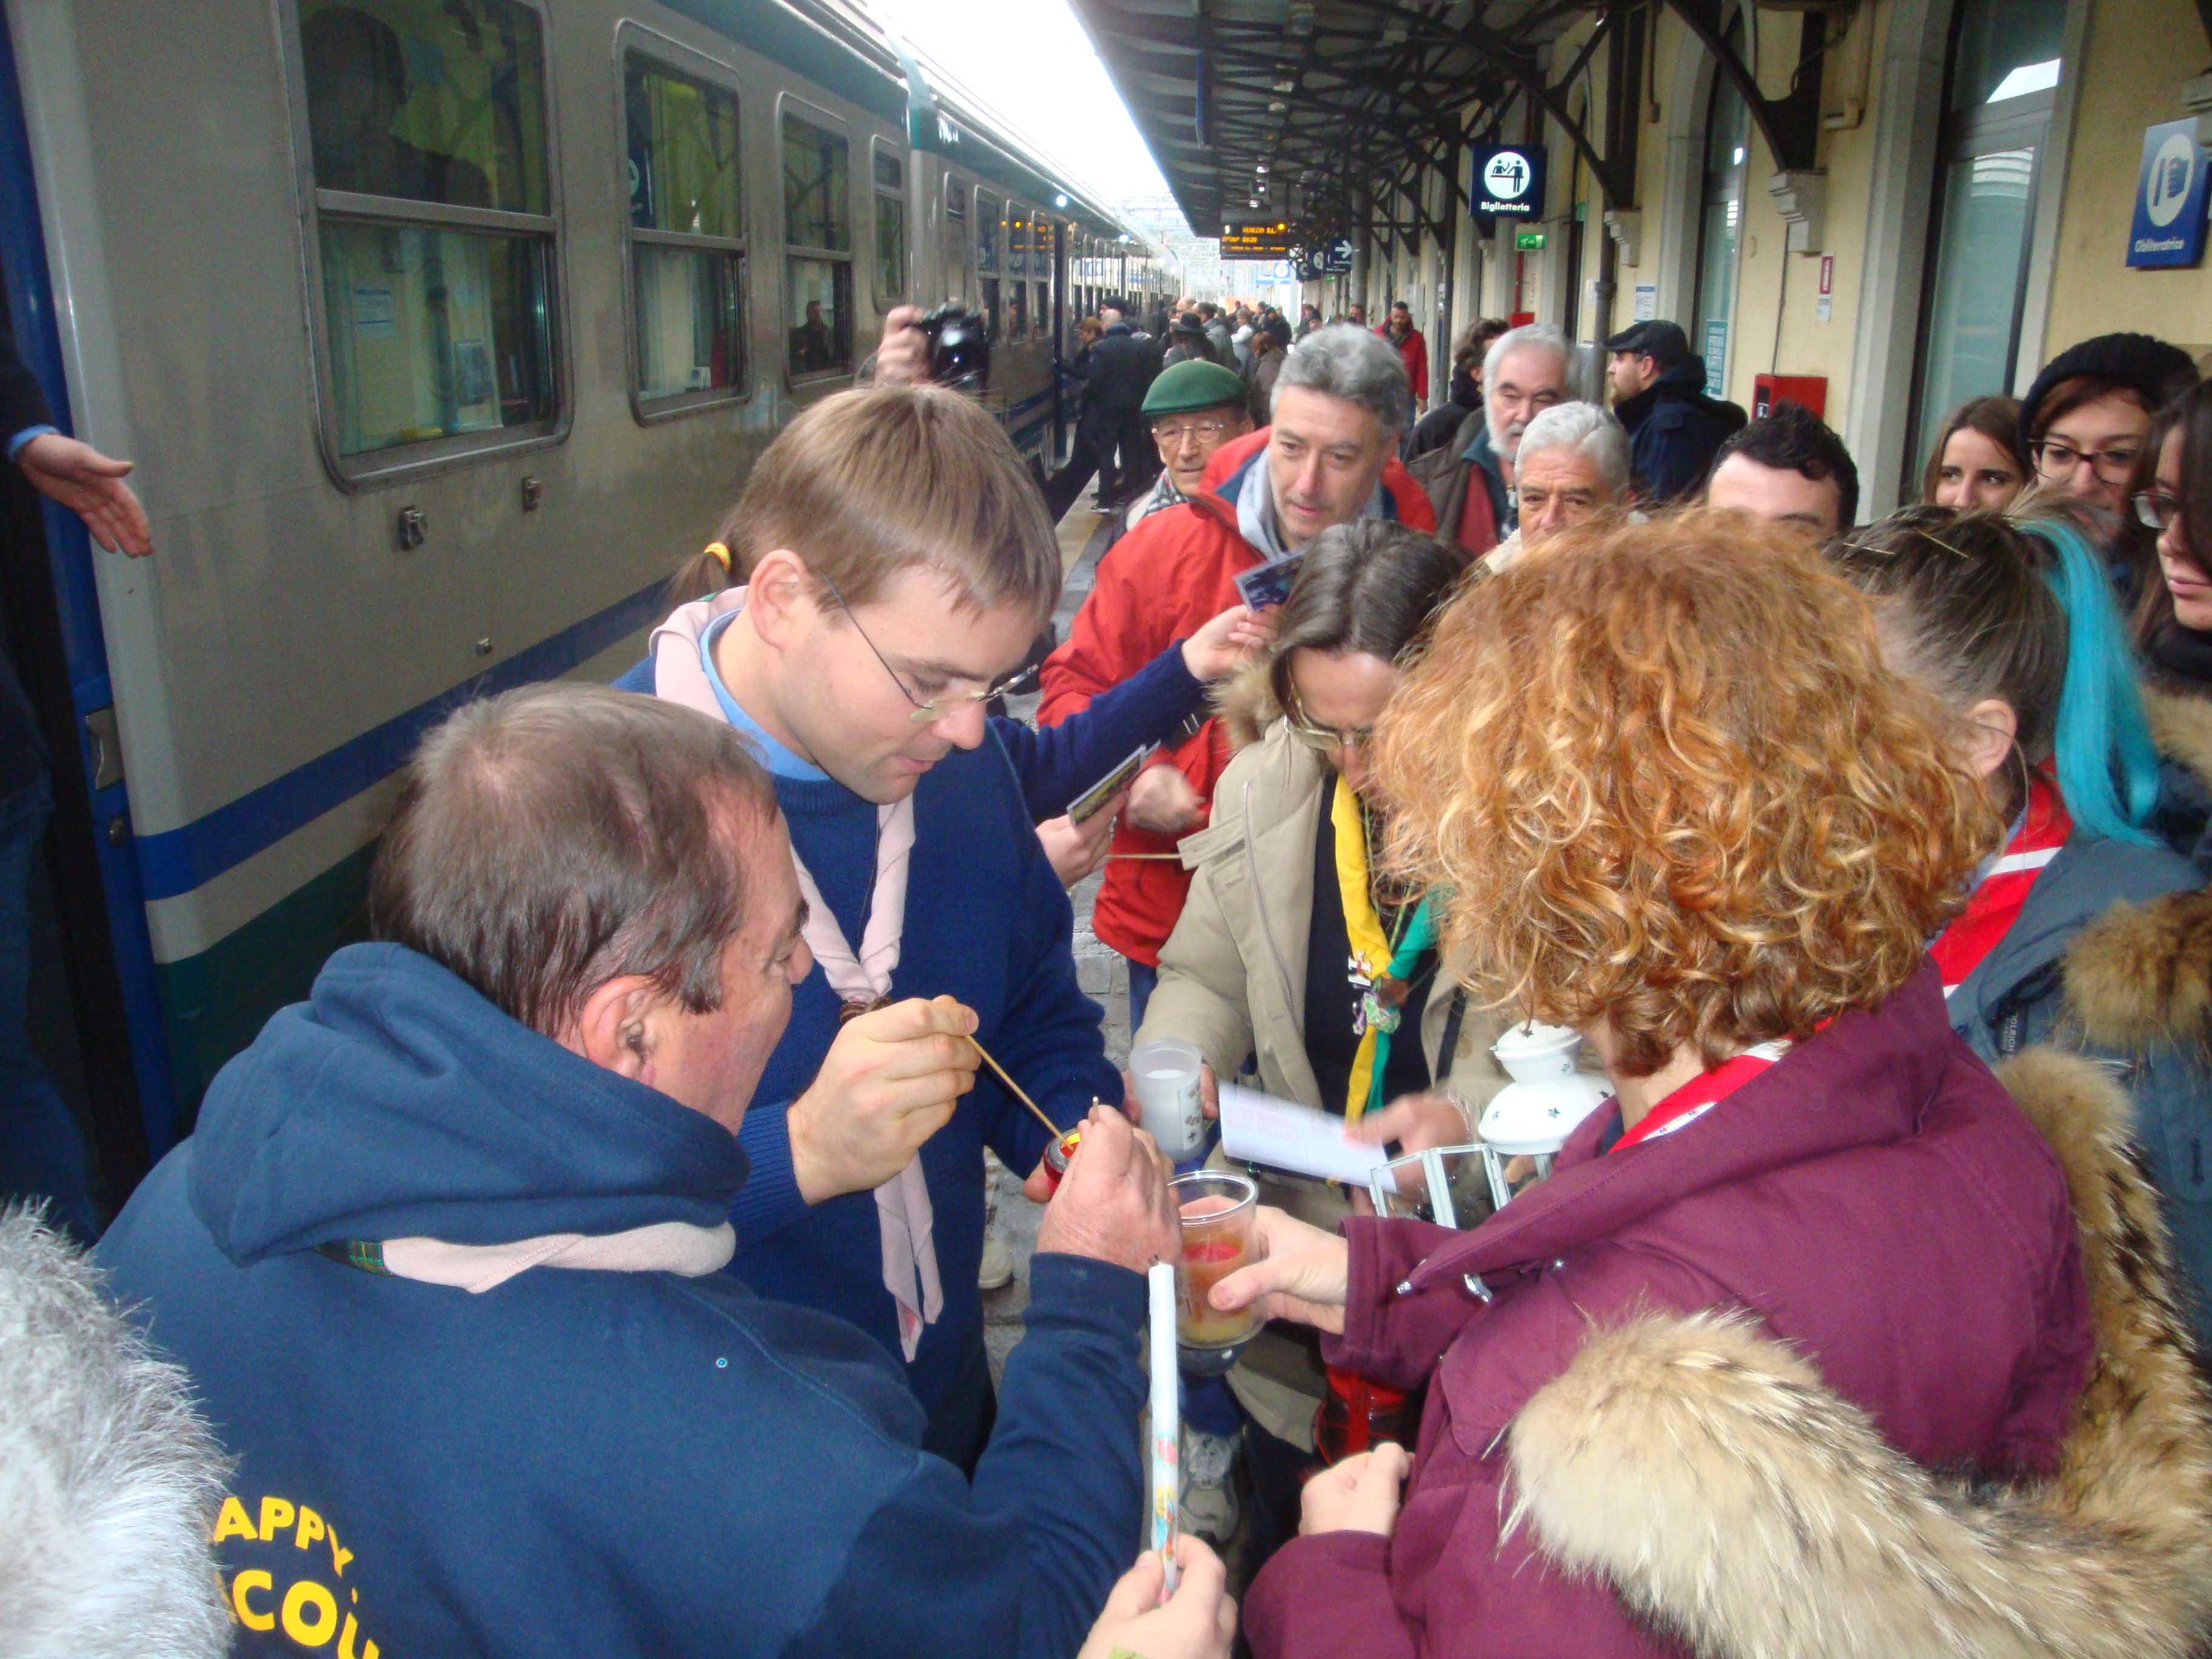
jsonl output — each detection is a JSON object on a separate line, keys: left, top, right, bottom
{"left": 1042, "top": 320, "right": 1434, "bottom": 1034}
{"left": 0, "top": 1205, "right": 230, "bottom": 1658}
{"left": 1409, "top": 320, "right": 1570, "bottom": 557}
{"left": 96, "top": 683, "right": 1214, "bottom": 1658}
{"left": 1483, "top": 401, "right": 1637, "bottom": 572}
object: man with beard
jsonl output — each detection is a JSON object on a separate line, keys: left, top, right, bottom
{"left": 1604, "top": 319, "right": 1745, "bottom": 502}
{"left": 1408, "top": 322, "right": 1569, "bottom": 558}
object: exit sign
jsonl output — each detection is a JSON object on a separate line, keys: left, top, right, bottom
{"left": 1515, "top": 230, "right": 1546, "bottom": 250}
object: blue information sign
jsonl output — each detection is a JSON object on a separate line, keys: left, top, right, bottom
{"left": 2128, "top": 119, "right": 2210, "bottom": 270}
{"left": 1469, "top": 144, "right": 1547, "bottom": 219}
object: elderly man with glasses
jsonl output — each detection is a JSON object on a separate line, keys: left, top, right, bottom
{"left": 1409, "top": 322, "right": 1570, "bottom": 558}
{"left": 1103, "top": 361, "right": 1254, "bottom": 548}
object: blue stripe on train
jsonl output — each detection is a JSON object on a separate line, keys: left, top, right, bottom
{"left": 132, "top": 581, "right": 668, "bottom": 903}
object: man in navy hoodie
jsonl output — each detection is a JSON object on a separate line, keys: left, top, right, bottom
{"left": 621, "top": 386, "right": 1133, "bottom": 1471}
{"left": 97, "top": 683, "right": 1205, "bottom": 1658}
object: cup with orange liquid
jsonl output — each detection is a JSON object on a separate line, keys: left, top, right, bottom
{"left": 1170, "top": 1171, "right": 1264, "bottom": 1375}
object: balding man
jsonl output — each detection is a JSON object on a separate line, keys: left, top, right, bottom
{"left": 1409, "top": 321, "right": 1570, "bottom": 557}
{"left": 97, "top": 684, "right": 1211, "bottom": 1659}
{"left": 1483, "top": 401, "right": 1636, "bottom": 572}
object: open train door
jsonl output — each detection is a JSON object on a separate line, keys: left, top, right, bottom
{"left": 0, "top": 8, "right": 163, "bottom": 1227}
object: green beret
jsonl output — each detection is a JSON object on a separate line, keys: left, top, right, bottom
{"left": 1142, "top": 360, "right": 1248, "bottom": 418}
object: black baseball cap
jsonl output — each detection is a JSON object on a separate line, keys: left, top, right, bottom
{"left": 1603, "top": 320, "right": 1691, "bottom": 366}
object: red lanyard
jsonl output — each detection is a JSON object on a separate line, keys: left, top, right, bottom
{"left": 1609, "top": 1041, "right": 1790, "bottom": 1155}
{"left": 1929, "top": 775, "right": 2072, "bottom": 998}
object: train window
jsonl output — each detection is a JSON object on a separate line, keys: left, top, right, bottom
{"left": 872, "top": 142, "right": 907, "bottom": 307}
{"left": 1008, "top": 279, "right": 1027, "bottom": 340}
{"left": 941, "top": 175, "right": 967, "bottom": 306}
{"left": 976, "top": 191, "right": 1000, "bottom": 274}
{"left": 1035, "top": 281, "right": 1050, "bottom": 340}
{"left": 623, "top": 52, "right": 746, "bottom": 415}
{"left": 293, "top": 0, "right": 562, "bottom": 473}
{"left": 782, "top": 111, "right": 853, "bottom": 380}
{"left": 1008, "top": 205, "right": 1028, "bottom": 278}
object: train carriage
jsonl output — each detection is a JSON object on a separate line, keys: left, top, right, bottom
{"left": 1, "top": 0, "right": 1175, "bottom": 1198}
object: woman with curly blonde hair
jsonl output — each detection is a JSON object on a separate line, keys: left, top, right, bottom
{"left": 1213, "top": 514, "right": 2099, "bottom": 1658}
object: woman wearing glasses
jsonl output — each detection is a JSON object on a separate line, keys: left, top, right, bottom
{"left": 1214, "top": 515, "right": 2146, "bottom": 1659}
{"left": 2016, "top": 331, "right": 2196, "bottom": 517}
{"left": 1131, "top": 521, "right": 1506, "bottom": 1552}
{"left": 1828, "top": 509, "right": 2212, "bottom": 1354}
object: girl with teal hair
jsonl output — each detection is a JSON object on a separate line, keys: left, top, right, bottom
{"left": 1831, "top": 507, "right": 2212, "bottom": 1354}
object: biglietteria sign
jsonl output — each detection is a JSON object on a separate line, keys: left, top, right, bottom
{"left": 1470, "top": 144, "right": 1546, "bottom": 219}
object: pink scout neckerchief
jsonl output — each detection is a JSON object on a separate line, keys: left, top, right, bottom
{"left": 648, "top": 587, "right": 942, "bottom": 1359}
{"left": 789, "top": 800, "right": 942, "bottom": 1361}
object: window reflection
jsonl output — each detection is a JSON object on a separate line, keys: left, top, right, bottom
{"left": 300, "top": 0, "right": 546, "bottom": 213}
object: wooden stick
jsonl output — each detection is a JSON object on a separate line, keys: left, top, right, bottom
{"left": 971, "top": 1035, "right": 1065, "bottom": 1139}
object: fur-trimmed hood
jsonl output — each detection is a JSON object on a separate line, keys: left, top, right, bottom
{"left": 2147, "top": 683, "right": 2212, "bottom": 803}
{"left": 1503, "top": 1045, "right": 2212, "bottom": 1659}
{"left": 2060, "top": 879, "right": 2212, "bottom": 1053}
{"left": 1213, "top": 659, "right": 1281, "bottom": 752}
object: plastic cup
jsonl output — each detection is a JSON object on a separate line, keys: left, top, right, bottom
{"left": 1130, "top": 1037, "right": 1206, "bottom": 1161}
{"left": 1171, "top": 1170, "right": 1262, "bottom": 1374}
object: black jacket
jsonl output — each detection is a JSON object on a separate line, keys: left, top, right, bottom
{"left": 1407, "top": 365, "right": 1480, "bottom": 459}
{"left": 1615, "top": 357, "right": 1744, "bottom": 503}
{"left": 0, "top": 324, "right": 54, "bottom": 799}
{"left": 1084, "top": 323, "right": 1156, "bottom": 416}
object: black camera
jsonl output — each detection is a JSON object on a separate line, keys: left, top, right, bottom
{"left": 920, "top": 302, "right": 991, "bottom": 395}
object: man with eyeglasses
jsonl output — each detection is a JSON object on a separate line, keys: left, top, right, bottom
{"left": 1110, "top": 360, "right": 1253, "bottom": 545}
{"left": 2017, "top": 332, "right": 2197, "bottom": 520}
{"left": 1042, "top": 324, "right": 1432, "bottom": 1034}
{"left": 623, "top": 384, "right": 1134, "bottom": 1475}
{"left": 1409, "top": 321, "right": 1570, "bottom": 558}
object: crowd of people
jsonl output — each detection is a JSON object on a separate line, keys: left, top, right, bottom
{"left": 15, "top": 273, "right": 2212, "bottom": 1659}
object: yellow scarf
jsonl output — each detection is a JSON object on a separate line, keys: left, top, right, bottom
{"left": 1331, "top": 774, "right": 1392, "bottom": 1123}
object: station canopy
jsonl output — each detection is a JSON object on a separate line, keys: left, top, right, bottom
{"left": 1068, "top": 1, "right": 1833, "bottom": 258}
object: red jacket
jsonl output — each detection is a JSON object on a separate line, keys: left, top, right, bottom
{"left": 1244, "top": 964, "right": 2094, "bottom": 1658}
{"left": 1376, "top": 323, "right": 1429, "bottom": 404}
{"left": 1038, "top": 428, "right": 1435, "bottom": 965}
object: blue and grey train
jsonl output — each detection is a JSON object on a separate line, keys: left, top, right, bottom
{"left": 0, "top": 0, "right": 1177, "bottom": 1200}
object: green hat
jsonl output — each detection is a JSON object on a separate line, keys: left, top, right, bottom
{"left": 1142, "top": 360, "right": 1247, "bottom": 419}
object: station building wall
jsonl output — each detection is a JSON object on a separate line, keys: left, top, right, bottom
{"left": 1366, "top": 0, "right": 2212, "bottom": 518}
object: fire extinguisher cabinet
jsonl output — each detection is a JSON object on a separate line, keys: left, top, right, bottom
{"left": 1752, "top": 374, "right": 1827, "bottom": 420}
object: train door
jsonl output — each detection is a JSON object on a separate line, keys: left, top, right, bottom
{"left": 0, "top": 19, "right": 156, "bottom": 1228}
{"left": 1051, "top": 219, "right": 1067, "bottom": 458}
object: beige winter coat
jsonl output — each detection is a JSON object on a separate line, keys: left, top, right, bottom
{"left": 1135, "top": 667, "right": 1511, "bottom": 1448}
{"left": 1135, "top": 667, "right": 1510, "bottom": 1127}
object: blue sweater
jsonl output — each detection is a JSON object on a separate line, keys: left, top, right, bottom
{"left": 612, "top": 641, "right": 1205, "bottom": 824}
{"left": 96, "top": 945, "right": 1145, "bottom": 1658}
{"left": 619, "top": 651, "right": 1124, "bottom": 1435}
